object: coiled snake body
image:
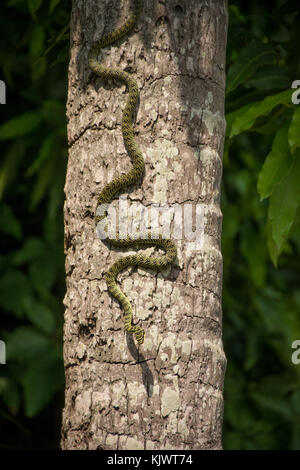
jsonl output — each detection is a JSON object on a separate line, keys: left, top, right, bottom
{"left": 89, "top": 0, "right": 177, "bottom": 345}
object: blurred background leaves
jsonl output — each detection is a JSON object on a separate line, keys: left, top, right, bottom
{"left": 0, "top": 0, "right": 68, "bottom": 448}
{"left": 0, "top": 0, "right": 299, "bottom": 450}
{"left": 223, "top": 0, "right": 300, "bottom": 450}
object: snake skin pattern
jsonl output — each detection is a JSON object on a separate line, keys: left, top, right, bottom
{"left": 88, "top": 0, "right": 177, "bottom": 345}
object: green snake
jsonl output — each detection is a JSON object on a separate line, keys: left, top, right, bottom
{"left": 88, "top": 0, "right": 177, "bottom": 345}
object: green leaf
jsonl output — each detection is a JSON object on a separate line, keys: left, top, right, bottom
{"left": 30, "top": 26, "right": 47, "bottom": 80}
{"left": 225, "top": 103, "right": 253, "bottom": 137}
{"left": 23, "top": 349, "right": 64, "bottom": 417}
{"left": 7, "top": 0, "right": 24, "bottom": 5}
{"left": 6, "top": 326, "right": 50, "bottom": 360}
{"left": 258, "top": 121, "right": 292, "bottom": 200}
{"left": 13, "top": 237, "right": 45, "bottom": 265}
{"left": 26, "top": 134, "right": 54, "bottom": 176}
{"left": 288, "top": 106, "right": 300, "bottom": 154}
{"left": 226, "top": 41, "right": 276, "bottom": 95}
{"left": 0, "top": 378, "right": 21, "bottom": 414}
{"left": 254, "top": 117, "right": 285, "bottom": 136}
{"left": 267, "top": 214, "right": 280, "bottom": 267}
{"left": 0, "top": 203, "right": 22, "bottom": 239}
{"left": 230, "top": 89, "right": 293, "bottom": 137}
{"left": 250, "top": 392, "right": 292, "bottom": 421}
{"left": 41, "top": 99, "right": 65, "bottom": 123}
{"left": 248, "top": 66, "right": 290, "bottom": 91}
{"left": 27, "top": 0, "right": 43, "bottom": 18}
{"left": 255, "top": 292, "right": 293, "bottom": 346}
{"left": 22, "top": 297, "right": 55, "bottom": 334}
{"left": 291, "top": 390, "right": 300, "bottom": 416}
{"left": 0, "top": 111, "right": 42, "bottom": 141}
{"left": 30, "top": 157, "right": 56, "bottom": 209}
{"left": 30, "top": 26, "right": 45, "bottom": 57}
{"left": 226, "top": 88, "right": 267, "bottom": 113}
{"left": 240, "top": 227, "right": 266, "bottom": 287}
{"left": 268, "top": 153, "right": 300, "bottom": 262}
{"left": 244, "top": 334, "right": 260, "bottom": 370}
{"left": 291, "top": 426, "right": 300, "bottom": 451}
{"left": 224, "top": 431, "right": 244, "bottom": 450}
{"left": 32, "top": 56, "right": 47, "bottom": 81}
{"left": 49, "top": 0, "right": 61, "bottom": 13}
{"left": 29, "top": 256, "right": 57, "bottom": 293}
{"left": 47, "top": 160, "right": 65, "bottom": 220}
{"left": 0, "top": 271, "right": 30, "bottom": 317}
{"left": 0, "top": 141, "right": 25, "bottom": 198}
{"left": 43, "top": 24, "right": 70, "bottom": 58}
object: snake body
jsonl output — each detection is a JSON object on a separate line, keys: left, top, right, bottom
{"left": 88, "top": 0, "right": 177, "bottom": 345}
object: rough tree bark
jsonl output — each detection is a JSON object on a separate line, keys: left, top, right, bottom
{"left": 62, "top": 0, "right": 227, "bottom": 450}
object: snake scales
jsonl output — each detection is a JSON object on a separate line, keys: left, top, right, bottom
{"left": 88, "top": 0, "right": 177, "bottom": 345}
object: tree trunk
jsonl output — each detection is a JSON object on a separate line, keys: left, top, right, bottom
{"left": 62, "top": 0, "right": 227, "bottom": 450}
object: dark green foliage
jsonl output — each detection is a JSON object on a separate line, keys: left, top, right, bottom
{"left": 224, "top": 0, "right": 300, "bottom": 449}
{"left": 0, "top": 0, "right": 69, "bottom": 448}
{"left": 0, "top": 0, "right": 299, "bottom": 451}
